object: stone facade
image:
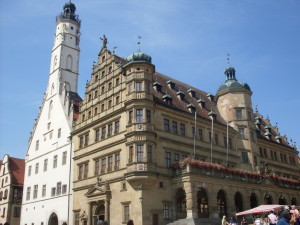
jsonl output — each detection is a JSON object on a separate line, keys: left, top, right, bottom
{"left": 72, "top": 44, "right": 300, "bottom": 225}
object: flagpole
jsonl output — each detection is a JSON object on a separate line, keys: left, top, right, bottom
{"left": 226, "top": 121, "right": 229, "bottom": 167}
{"left": 193, "top": 110, "right": 197, "bottom": 160}
{"left": 210, "top": 116, "right": 214, "bottom": 163}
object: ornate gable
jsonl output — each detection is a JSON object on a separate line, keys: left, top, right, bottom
{"left": 85, "top": 177, "right": 110, "bottom": 198}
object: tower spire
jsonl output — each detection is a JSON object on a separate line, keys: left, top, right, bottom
{"left": 137, "top": 36, "right": 142, "bottom": 51}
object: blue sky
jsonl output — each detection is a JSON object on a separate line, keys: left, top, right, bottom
{"left": 0, "top": 0, "right": 299, "bottom": 160}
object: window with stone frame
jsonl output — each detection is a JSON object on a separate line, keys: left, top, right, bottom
{"left": 180, "top": 123, "right": 185, "bottom": 136}
{"left": 164, "top": 119, "right": 170, "bottom": 132}
{"left": 35, "top": 163, "right": 39, "bottom": 174}
{"left": 108, "top": 156, "right": 113, "bottom": 172}
{"left": 172, "top": 121, "right": 178, "bottom": 134}
{"left": 165, "top": 152, "right": 171, "bottom": 168}
{"left": 116, "top": 96, "right": 120, "bottom": 104}
{"left": 136, "top": 109, "right": 143, "bottom": 123}
{"left": 78, "top": 164, "right": 84, "bottom": 180}
{"left": 129, "top": 146, "right": 134, "bottom": 163}
{"left": 241, "top": 152, "right": 249, "bottom": 163}
{"left": 101, "top": 126, "right": 106, "bottom": 139}
{"left": 62, "top": 184, "right": 67, "bottom": 194}
{"left": 33, "top": 185, "right": 38, "bottom": 199}
{"left": 95, "top": 159, "right": 100, "bottom": 175}
{"left": 174, "top": 153, "right": 179, "bottom": 164}
{"left": 147, "top": 146, "right": 152, "bottom": 162}
{"left": 95, "top": 129, "right": 100, "bottom": 142}
{"left": 84, "top": 163, "right": 89, "bottom": 178}
{"left": 115, "top": 153, "right": 120, "bottom": 169}
{"left": 236, "top": 109, "right": 243, "bottom": 120}
{"left": 26, "top": 187, "right": 31, "bottom": 200}
{"left": 13, "top": 206, "right": 21, "bottom": 217}
{"left": 79, "top": 136, "right": 84, "bottom": 148}
{"left": 215, "top": 133, "right": 219, "bottom": 145}
{"left": 129, "top": 110, "right": 133, "bottom": 123}
{"left": 28, "top": 165, "right": 32, "bottom": 177}
{"left": 51, "top": 187, "right": 56, "bottom": 197}
{"left": 123, "top": 204, "right": 130, "bottom": 223}
{"left": 136, "top": 82, "right": 142, "bottom": 91}
{"left": 42, "top": 185, "right": 46, "bottom": 197}
{"left": 146, "top": 110, "right": 151, "bottom": 123}
{"left": 238, "top": 128, "right": 245, "bottom": 139}
{"left": 44, "top": 159, "right": 48, "bottom": 172}
{"left": 137, "top": 145, "right": 144, "bottom": 162}
{"left": 163, "top": 204, "right": 170, "bottom": 219}
{"left": 56, "top": 182, "right": 62, "bottom": 195}
{"left": 108, "top": 124, "right": 113, "bottom": 136}
{"left": 74, "top": 212, "right": 80, "bottom": 225}
{"left": 115, "top": 121, "right": 120, "bottom": 134}
{"left": 62, "top": 151, "right": 67, "bottom": 165}
{"left": 101, "top": 158, "right": 106, "bottom": 173}
{"left": 84, "top": 134, "right": 89, "bottom": 146}
{"left": 53, "top": 155, "right": 58, "bottom": 168}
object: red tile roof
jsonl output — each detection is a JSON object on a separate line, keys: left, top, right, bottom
{"left": 9, "top": 157, "right": 25, "bottom": 186}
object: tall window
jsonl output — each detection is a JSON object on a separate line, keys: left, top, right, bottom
{"left": 95, "top": 129, "right": 100, "bottom": 141}
{"left": 101, "top": 158, "right": 106, "bottom": 173}
{"left": 84, "top": 163, "right": 89, "bottom": 178}
{"left": 35, "top": 163, "right": 39, "bottom": 174}
{"left": 62, "top": 184, "right": 67, "bottom": 194}
{"left": 180, "top": 123, "right": 185, "bottom": 136}
{"left": 224, "top": 137, "right": 227, "bottom": 147}
{"left": 58, "top": 128, "right": 61, "bottom": 138}
{"left": 85, "top": 134, "right": 89, "bottom": 146}
{"left": 215, "top": 134, "right": 219, "bottom": 145}
{"left": 116, "top": 96, "right": 120, "bottom": 104}
{"left": 56, "top": 182, "right": 62, "bottom": 195}
{"left": 147, "top": 146, "right": 152, "bottom": 162}
{"left": 51, "top": 187, "right": 56, "bottom": 197}
{"left": 28, "top": 166, "right": 32, "bottom": 176}
{"left": 48, "top": 100, "right": 53, "bottom": 119}
{"left": 74, "top": 212, "right": 80, "bottom": 225}
{"left": 95, "top": 159, "right": 100, "bottom": 175}
{"left": 146, "top": 110, "right": 151, "bottom": 123}
{"left": 209, "top": 132, "right": 212, "bottom": 143}
{"left": 163, "top": 205, "right": 169, "bottom": 218}
{"left": 13, "top": 206, "right": 21, "bottom": 217}
{"left": 165, "top": 152, "right": 171, "bottom": 168}
{"left": 164, "top": 119, "right": 170, "bottom": 132}
{"left": 53, "top": 155, "right": 58, "bottom": 168}
{"left": 229, "top": 138, "right": 233, "bottom": 149}
{"left": 172, "top": 121, "right": 178, "bottom": 134}
{"left": 236, "top": 109, "right": 242, "bottom": 120}
{"left": 115, "top": 154, "right": 120, "bottom": 169}
{"left": 124, "top": 205, "right": 130, "bottom": 223}
{"left": 101, "top": 127, "right": 106, "bottom": 139}
{"left": 26, "top": 187, "right": 31, "bottom": 200}
{"left": 238, "top": 128, "right": 245, "bottom": 139}
{"left": 79, "top": 136, "right": 84, "bottom": 148}
{"left": 62, "top": 151, "right": 67, "bottom": 165}
{"left": 44, "top": 159, "right": 48, "bottom": 172}
{"left": 136, "top": 82, "right": 142, "bottom": 91}
{"left": 33, "top": 185, "right": 38, "bottom": 199}
{"left": 174, "top": 154, "right": 179, "bottom": 164}
{"left": 199, "top": 129, "right": 203, "bottom": 141}
{"left": 129, "top": 146, "right": 133, "bottom": 163}
{"left": 136, "top": 109, "right": 143, "bottom": 123}
{"left": 42, "top": 185, "right": 46, "bottom": 197}
{"left": 137, "top": 145, "right": 144, "bottom": 162}
{"left": 115, "top": 121, "right": 120, "bottom": 134}
{"left": 35, "top": 140, "right": 39, "bottom": 151}
{"left": 241, "top": 152, "right": 249, "bottom": 163}
{"left": 78, "top": 165, "right": 83, "bottom": 180}
{"left": 108, "top": 156, "right": 113, "bottom": 172}
{"left": 108, "top": 124, "right": 113, "bottom": 136}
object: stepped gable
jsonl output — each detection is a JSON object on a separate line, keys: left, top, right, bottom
{"left": 254, "top": 113, "right": 292, "bottom": 148}
{"left": 153, "top": 72, "right": 227, "bottom": 125}
{"left": 9, "top": 157, "right": 25, "bottom": 186}
{"left": 69, "top": 91, "right": 82, "bottom": 121}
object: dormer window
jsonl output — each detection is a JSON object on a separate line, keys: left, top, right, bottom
{"left": 197, "top": 99, "right": 205, "bottom": 108}
{"left": 167, "top": 80, "right": 176, "bottom": 89}
{"left": 255, "top": 120, "right": 261, "bottom": 129}
{"left": 187, "top": 88, "right": 196, "bottom": 98}
{"left": 264, "top": 131, "right": 272, "bottom": 140}
{"left": 153, "top": 81, "right": 162, "bottom": 92}
{"left": 177, "top": 91, "right": 185, "bottom": 100}
{"left": 275, "top": 136, "right": 282, "bottom": 144}
{"left": 207, "top": 93, "right": 214, "bottom": 101}
{"left": 264, "top": 126, "right": 271, "bottom": 133}
{"left": 102, "top": 56, "right": 105, "bottom": 62}
{"left": 208, "top": 111, "right": 217, "bottom": 120}
{"left": 187, "top": 103, "right": 196, "bottom": 114}
{"left": 163, "top": 95, "right": 172, "bottom": 105}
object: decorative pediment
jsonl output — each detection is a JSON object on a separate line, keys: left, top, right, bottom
{"left": 85, "top": 177, "right": 110, "bottom": 198}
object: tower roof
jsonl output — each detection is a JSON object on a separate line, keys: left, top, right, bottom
{"left": 56, "top": 1, "right": 81, "bottom": 25}
{"left": 126, "top": 50, "right": 152, "bottom": 64}
{"left": 216, "top": 67, "right": 251, "bottom": 95}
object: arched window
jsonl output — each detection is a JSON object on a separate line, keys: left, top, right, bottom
{"left": 278, "top": 195, "right": 286, "bottom": 205}
{"left": 0, "top": 191, "right": 3, "bottom": 200}
{"left": 48, "top": 100, "right": 53, "bottom": 119}
{"left": 217, "top": 190, "right": 227, "bottom": 218}
{"left": 234, "top": 192, "right": 243, "bottom": 212}
{"left": 250, "top": 192, "right": 258, "bottom": 208}
{"left": 198, "top": 188, "right": 209, "bottom": 218}
{"left": 93, "top": 201, "right": 105, "bottom": 224}
{"left": 66, "top": 55, "right": 73, "bottom": 71}
{"left": 176, "top": 188, "right": 187, "bottom": 219}
{"left": 291, "top": 197, "right": 298, "bottom": 205}
{"left": 264, "top": 194, "right": 273, "bottom": 204}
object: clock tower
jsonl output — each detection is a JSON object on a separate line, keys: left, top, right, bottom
{"left": 21, "top": 2, "right": 81, "bottom": 225}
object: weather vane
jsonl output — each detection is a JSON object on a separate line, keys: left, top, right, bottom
{"left": 227, "top": 53, "right": 231, "bottom": 67}
{"left": 137, "top": 36, "right": 142, "bottom": 51}
{"left": 113, "top": 46, "right": 117, "bottom": 54}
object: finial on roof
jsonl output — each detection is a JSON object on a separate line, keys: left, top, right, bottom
{"left": 113, "top": 46, "right": 117, "bottom": 54}
{"left": 137, "top": 36, "right": 142, "bottom": 51}
{"left": 227, "top": 53, "right": 231, "bottom": 67}
{"left": 255, "top": 105, "right": 258, "bottom": 113}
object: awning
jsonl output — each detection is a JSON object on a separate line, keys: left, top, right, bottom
{"left": 236, "top": 205, "right": 284, "bottom": 216}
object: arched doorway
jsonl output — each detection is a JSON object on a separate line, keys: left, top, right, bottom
{"left": 264, "top": 194, "right": 273, "bottom": 204}
{"left": 48, "top": 212, "right": 58, "bottom": 225}
{"left": 278, "top": 195, "right": 286, "bottom": 205}
{"left": 197, "top": 187, "right": 209, "bottom": 218}
{"left": 234, "top": 192, "right": 243, "bottom": 212}
{"left": 217, "top": 190, "right": 227, "bottom": 218}
{"left": 175, "top": 188, "right": 186, "bottom": 219}
{"left": 93, "top": 201, "right": 105, "bottom": 225}
{"left": 291, "top": 197, "right": 298, "bottom": 205}
{"left": 250, "top": 193, "right": 258, "bottom": 208}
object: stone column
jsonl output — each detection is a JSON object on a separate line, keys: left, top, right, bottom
{"left": 87, "top": 202, "right": 92, "bottom": 225}
{"left": 183, "top": 179, "right": 198, "bottom": 219}
{"left": 105, "top": 199, "right": 109, "bottom": 221}
{"left": 207, "top": 184, "right": 219, "bottom": 219}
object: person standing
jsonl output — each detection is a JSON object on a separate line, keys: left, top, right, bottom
{"left": 222, "top": 215, "right": 229, "bottom": 225}
{"left": 277, "top": 210, "right": 292, "bottom": 225}
{"left": 269, "top": 210, "right": 278, "bottom": 225}
{"left": 255, "top": 215, "right": 262, "bottom": 225}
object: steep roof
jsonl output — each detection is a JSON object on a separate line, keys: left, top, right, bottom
{"left": 153, "top": 72, "right": 227, "bottom": 125}
{"left": 69, "top": 91, "right": 82, "bottom": 121}
{"left": 9, "top": 157, "right": 25, "bottom": 186}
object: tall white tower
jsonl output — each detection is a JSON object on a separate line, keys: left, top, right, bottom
{"left": 21, "top": 2, "right": 81, "bottom": 225}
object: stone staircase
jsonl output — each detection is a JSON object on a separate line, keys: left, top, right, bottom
{"left": 166, "top": 218, "right": 220, "bottom": 225}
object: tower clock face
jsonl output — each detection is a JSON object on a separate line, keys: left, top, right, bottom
{"left": 62, "top": 24, "right": 68, "bottom": 32}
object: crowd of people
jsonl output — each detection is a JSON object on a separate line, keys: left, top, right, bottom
{"left": 223, "top": 205, "right": 300, "bottom": 225}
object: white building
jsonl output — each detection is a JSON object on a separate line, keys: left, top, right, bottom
{"left": 21, "top": 2, "right": 81, "bottom": 225}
